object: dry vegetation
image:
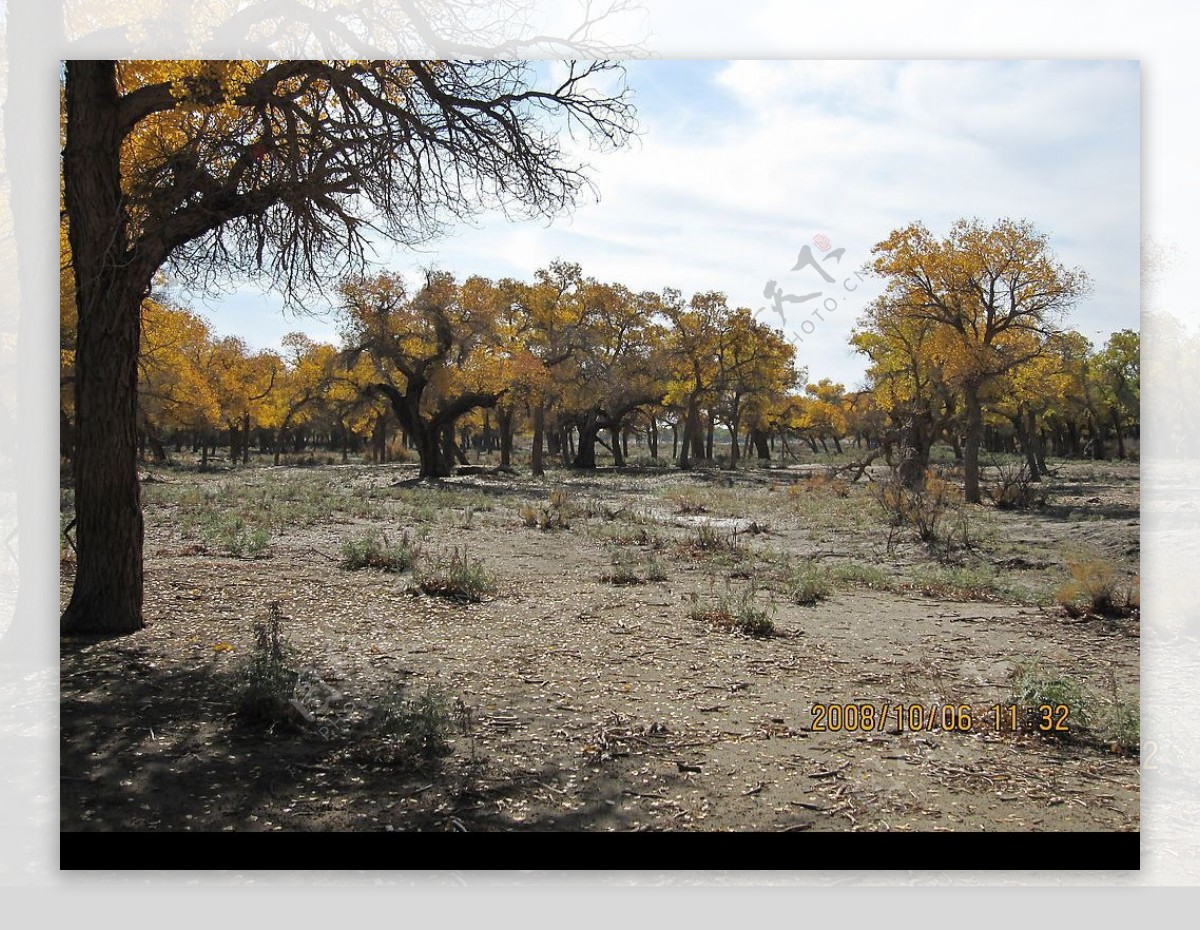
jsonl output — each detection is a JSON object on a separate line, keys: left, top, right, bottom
{"left": 60, "top": 456, "right": 1139, "bottom": 833}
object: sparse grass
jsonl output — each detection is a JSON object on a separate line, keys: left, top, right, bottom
{"left": 601, "top": 548, "right": 668, "bottom": 585}
{"left": 907, "top": 565, "right": 1021, "bottom": 603}
{"left": 689, "top": 583, "right": 775, "bottom": 638}
{"left": 592, "top": 525, "right": 669, "bottom": 550}
{"left": 1007, "top": 662, "right": 1093, "bottom": 736}
{"left": 417, "top": 547, "right": 496, "bottom": 602}
{"left": 371, "top": 683, "right": 454, "bottom": 765}
{"left": 826, "top": 562, "right": 891, "bottom": 589}
{"left": 1056, "top": 560, "right": 1139, "bottom": 618}
{"left": 340, "top": 529, "right": 420, "bottom": 572}
{"left": 788, "top": 562, "right": 833, "bottom": 605}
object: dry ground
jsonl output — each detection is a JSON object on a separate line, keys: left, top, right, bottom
{"left": 60, "top": 457, "right": 1140, "bottom": 833}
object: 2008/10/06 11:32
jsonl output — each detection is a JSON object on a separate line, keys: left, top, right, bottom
{"left": 809, "top": 702, "right": 1072, "bottom": 734}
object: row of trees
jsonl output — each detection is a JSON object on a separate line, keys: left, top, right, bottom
{"left": 59, "top": 59, "right": 636, "bottom": 635}
{"left": 851, "top": 219, "right": 1138, "bottom": 502}
{"left": 63, "top": 248, "right": 1139, "bottom": 492}
{"left": 59, "top": 59, "right": 1138, "bottom": 639}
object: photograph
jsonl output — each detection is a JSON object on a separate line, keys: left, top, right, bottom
{"left": 57, "top": 59, "right": 1141, "bottom": 844}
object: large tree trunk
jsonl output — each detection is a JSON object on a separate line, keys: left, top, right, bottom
{"left": 750, "top": 426, "right": 771, "bottom": 461}
{"left": 61, "top": 61, "right": 146, "bottom": 636}
{"left": 897, "top": 412, "right": 931, "bottom": 492}
{"left": 610, "top": 426, "right": 624, "bottom": 467}
{"left": 573, "top": 419, "right": 600, "bottom": 469}
{"left": 1111, "top": 408, "right": 1126, "bottom": 460}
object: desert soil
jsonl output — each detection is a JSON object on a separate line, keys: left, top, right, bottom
{"left": 60, "top": 460, "right": 1140, "bottom": 833}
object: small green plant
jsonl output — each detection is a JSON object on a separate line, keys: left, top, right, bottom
{"left": 690, "top": 583, "right": 775, "bottom": 638}
{"left": 1093, "top": 697, "right": 1139, "bottom": 751}
{"left": 601, "top": 549, "right": 668, "bottom": 585}
{"left": 373, "top": 683, "right": 454, "bottom": 764}
{"left": 418, "top": 547, "right": 496, "bottom": 602}
{"left": 235, "top": 602, "right": 299, "bottom": 725}
{"left": 788, "top": 562, "right": 832, "bottom": 605}
{"left": 1056, "top": 560, "right": 1139, "bottom": 618}
{"left": 340, "top": 529, "right": 420, "bottom": 572}
{"left": 827, "top": 562, "right": 890, "bottom": 589}
{"left": 1007, "top": 662, "right": 1092, "bottom": 735}
{"left": 987, "top": 460, "right": 1047, "bottom": 510}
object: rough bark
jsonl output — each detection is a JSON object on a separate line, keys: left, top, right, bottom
{"left": 60, "top": 62, "right": 145, "bottom": 636}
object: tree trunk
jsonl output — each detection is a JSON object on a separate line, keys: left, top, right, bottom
{"left": 573, "top": 420, "right": 600, "bottom": 469}
{"left": 498, "top": 407, "right": 514, "bottom": 469}
{"left": 677, "top": 397, "right": 698, "bottom": 468}
{"left": 704, "top": 415, "right": 714, "bottom": 461}
{"left": 727, "top": 415, "right": 741, "bottom": 468}
{"left": 61, "top": 61, "right": 145, "bottom": 635}
{"left": 242, "top": 411, "right": 251, "bottom": 464}
{"left": 531, "top": 403, "right": 545, "bottom": 476}
{"left": 648, "top": 416, "right": 658, "bottom": 459}
{"left": 750, "top": 427, "right": 771, "bottom": 461}
{"left": 962, "top": 386, "right": 984, "bottom": 504}
{"left": 610, "top": 427, "right": 625, "bottom": 467}
{"left": 1111, "top": 408, "right": 1126, "bottom": 460}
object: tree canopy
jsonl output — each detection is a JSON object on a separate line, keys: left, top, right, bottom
{"left": 60, "top": 59, "right": 636, "bottom": 636}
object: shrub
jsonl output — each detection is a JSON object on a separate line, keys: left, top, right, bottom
{"left": 987, "top": 460, "right": 1047, "bottom": 510}
{"left": 601, "top": 549, "right": 668, "bottom": 585}
{"left": 872, "top": 468, "right": 969, "bottom": 552}
{"left": 373, "top": 683, "right": 454, "bottom": 764}
{"left": 235, "top": 602, "right": 300, "bottom": 725}
{"left": 690, "top": 583, "right": 775, "bottom": 638}
{"left": 1007, "top": 662, "right": 1092, "bottom": 734}
{"left": 1094, "top": 698, "right": 1140, "bottom": 751}
{"left": 1056, "top": 560, "right": 1139, "bottom": 618}
{"left": 668, "top": 490, "right": 710, "bottom": 515}
{"left": 788, "top": 562, "right": 832, "bottom": 605}
{"left": 418, "top": 547, "right": 496, "bottom": 602}
{"left": 208, "top": 515, "right": 271, "bottom": 558}
{"left": 340, "top": 530, "right": 420, "bottom": 572}
{"left": 520, "top": 490, "right": 571, "bottom": 530}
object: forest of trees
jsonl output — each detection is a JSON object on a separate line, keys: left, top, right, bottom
{"left": 62, "top": 246, "right": 1141, "bottom": 484}
{"left": 58, "top": 60, "right": 1141, "bottom": 637}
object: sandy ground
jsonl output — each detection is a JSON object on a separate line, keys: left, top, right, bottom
{"left": 60, "top": 460, "right": 1139, "bottom": 833}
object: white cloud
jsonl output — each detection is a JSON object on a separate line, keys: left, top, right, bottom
{"left": 196, "top": 59, "right": 1140, "bottom": 387}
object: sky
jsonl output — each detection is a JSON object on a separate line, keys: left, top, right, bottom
{"left": 183, "top": 59, "right": 1141, "bottom": 390}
